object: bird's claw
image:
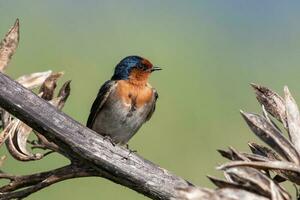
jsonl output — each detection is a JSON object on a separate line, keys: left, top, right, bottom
{"left": 103, "top": 135, "right": 115, "bottom": 146}
{"left": 122, "top": 144, "right": 137, "bottom": 160}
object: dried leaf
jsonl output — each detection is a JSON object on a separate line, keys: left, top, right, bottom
{"left": 229, "top": 147, "right": 250, "bottom": 161}
{"left": 284, "top": 86, "right": 300, "bottom": 152}
{"left": 273, "top": 175, "right": 287, "bottom": 183}
{"left": 218, "top": 161, "right": 300, "bottom": 174}
{"left": 221, "top": 160, "right": 300, "bottom": 185}
{"left": 208, "top": 175, "right": 275, "bottom": 199}
{"left": 262, "top": 105, "right": 282, "bottom": 132}
{"left": 225, "top": 167, "right": 290, "bottom": 200}
{"left": 208, "top": 175, "right": 256, "bottom": 193}
{"left": 251, "top": 84, "right": 287, "bottom": 128}
{"left": 248, "top": 143, "right": 300, "bottom": 185}
{"left": 270, "top": 181, "right": 286, "bottom": 200}
{"left": 215, "top": 188, "right": 269, "bottom": 200}
{"left": 56, "top": 80, "right": 71, "bottom": 110}
{"left": 16, "top": 70, "right": 52, "bottom": 89}
{"left": 175, "top": 187, "right": 216, "bottom": 200}
{"left": 248, "top": 142, "right": 281, "bottom": 161}
{"left": 241, "top": 111, "right": 300, "bottom": 164}
{"left": 5, "top": 119, "right": 43, "bottom": 161}
{"left": 218, "top": 148, "right": 270, "bottom": 162}
{"left": 218, "top": 149, "right": 237, "bottom": 160}
{"left": 39, "top": 72, "right": 64, "bottom": 100}
{"left": 0, "top": 19, "right": 19, "bottom": 72}
{"left": 14, "top": 122, "right": 33, "bottom": 156}
{"left": 0, "top": 109, "right": 11, "bottom": 130}
{"left": 0, "top": 123, "right": 13, "bottom": 146}
{"left": 241, "top": 153, "right": 271, "bottom": 162}
{"left": 218, "top": 147, "right": 250, "bottom": 161}
{"left": 175, "top": 187, "right": 269, "bottom": 200}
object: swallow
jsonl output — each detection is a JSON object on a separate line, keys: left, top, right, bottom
{"left": 87, "top": 56, "right": 161, "bottom": 145}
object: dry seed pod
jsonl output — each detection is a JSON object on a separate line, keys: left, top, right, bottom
{"left": 241, "top": 111, "right": 300, "bottom": 165}
{"left": 16, "top": 70, "right": 52, "bottom": 89}
{"left": 251, "top": 83, "right": 287, "bottom": 128}
{"left": 0, "top": 19, "right": 19, "bottom": 72}
{"left": 39, "top": 72, "right": 64, "bottom": 100}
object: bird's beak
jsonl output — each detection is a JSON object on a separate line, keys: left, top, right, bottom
{"left": 151, "top": 66, "right": 162, "bottom": 72}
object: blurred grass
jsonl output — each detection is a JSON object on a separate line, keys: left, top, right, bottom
{"left": 1, "top": 1, "right": 300, "bottom": 199}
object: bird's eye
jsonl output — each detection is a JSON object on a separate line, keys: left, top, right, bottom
{"left": 138, "top": 64, "right": 148, "bottom": 71}
{"left": 143, "top": 64, "right": 149, "bottom": 70}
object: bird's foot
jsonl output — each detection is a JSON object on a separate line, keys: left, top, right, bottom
{"left": 103, "top": 135, "right": 115, "bottom": 146}
{"left": 126, "top": 144, "right": 137, "bottom": 154}
{"left": 122, "top": 144, "right": 137, "bottom": 160}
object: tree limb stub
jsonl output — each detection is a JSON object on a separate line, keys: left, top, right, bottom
{"left": 0, "top": 72, "right": 192, "bottom": 199}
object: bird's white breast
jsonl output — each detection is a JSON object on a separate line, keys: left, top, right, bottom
{"left": 92, "top": 85, "right": 155, "bottom": 145}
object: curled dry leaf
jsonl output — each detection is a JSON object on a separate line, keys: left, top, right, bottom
{"left": 241, "top": 111, "right": 300, "bottom": 165}
{"left": 14, "top": 122, "right": 34, "bottom": 157}
{"left": 284, "top": 86, "right": 300, "bottom": 152}
{"left": 0, "top": 19, "right": 19, "bottom": 72}
{"left": 16, "top": 70, "right": 52, "bottom": 89}
{"left": 5, "top": 119, "right": 43, "bottom": 161}
{"left": 39, "top": 72, "right": 64, "bottom": 100}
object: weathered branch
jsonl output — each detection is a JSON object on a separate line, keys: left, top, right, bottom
{"left": 0, "top": 164, "right": 99, "bottom": 200}
{"left": 0, "top": 72, "right": 192, "bottom": 199}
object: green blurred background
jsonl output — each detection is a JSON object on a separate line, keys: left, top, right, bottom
{"left": 1, "top": 1, "right": 300, "bottom": 199}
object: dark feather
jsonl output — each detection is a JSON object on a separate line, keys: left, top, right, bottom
{"left": 145, "top": 89, "right": 158, "bottom": 122}
{"left": 86, "top": 80, "right": 116, "bottom": 128}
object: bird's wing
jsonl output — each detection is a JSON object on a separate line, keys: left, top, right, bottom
{"left": 145, "top": 89, "right": 158, "bottom": 122}
{"left": 86, "top": 80, "right": 117, "bottom": 128}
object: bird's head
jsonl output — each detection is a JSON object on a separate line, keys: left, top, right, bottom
{"left": 111, "top": 56, "right": 161, "bottom": 84}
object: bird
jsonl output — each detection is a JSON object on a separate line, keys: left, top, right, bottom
{"left": 87, "top": 55, "right": 161, "bottom": 145}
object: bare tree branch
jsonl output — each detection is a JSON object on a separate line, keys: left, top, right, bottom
{"left": 0, "top": 164, "right": 99, "bottom": 200}
{"left": 0, "top": 71, "right": 193, "bottom": 199}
